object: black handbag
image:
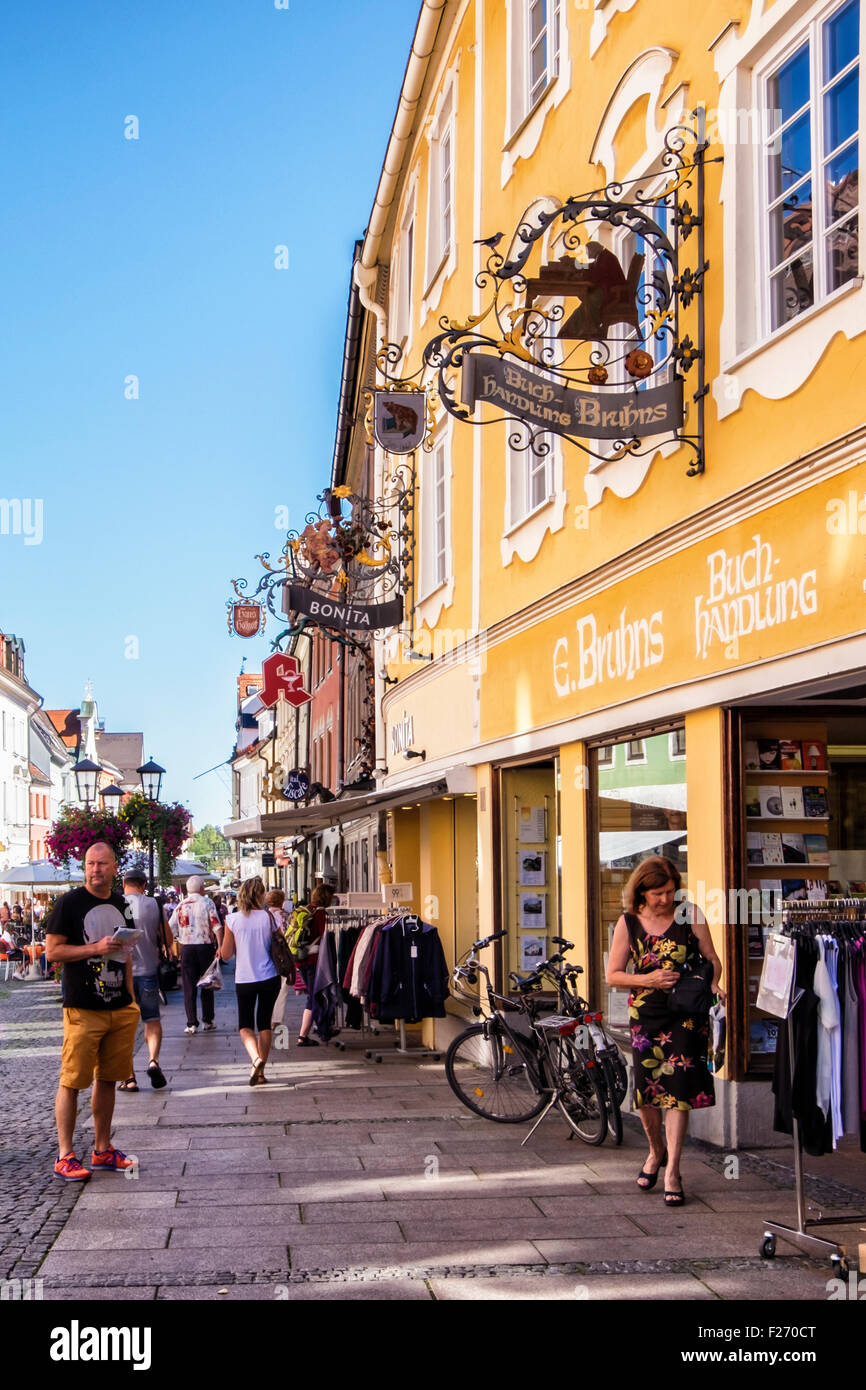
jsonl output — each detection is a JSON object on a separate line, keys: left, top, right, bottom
{"left": 157, "top": 950, "right": 179, "bottom": 992}
{"left": 268, "top": 911, "right": 297, "bottom": 983}
{"left": 668, "top": 935, "right": 714, "bottom": 1016}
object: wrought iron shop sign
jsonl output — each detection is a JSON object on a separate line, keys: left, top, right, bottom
{"left": 285, "top": 583, "right": 403, "bottom": 632}
{"left": 370, "top": 109, "right": 710, "bottom": 477}
{"left": 227, "top": 601, "right": 264, "bottom": 638}
{"left": 282, "top": 769, "right": 310, "bottom": 802}
{"left": 227, "top": 479, "right": 413, "bottom": 646}
{"left": 462, "top": 354, "right": 682, "bottom": 440}
{"left": 372, "top": 390, "right": 427, "bottom": 453}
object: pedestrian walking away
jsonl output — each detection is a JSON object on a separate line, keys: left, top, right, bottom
{"left": 606, "top": 855, "right": 725, "bottom": 1207}
{"left": 295, "top": 885, "right": 328, "bottom": 1048}
{"left": 169, "top": 876, "right": 221, "bottom": 1033}
{"left": 220, "top": 875, "right": 281, "bottom": 1085}
{"left": 122, "top": 868, "right": 172, "bottom": 1090}
{"left": 44, "top": 841, "right": 140, "bottom": 1182}
{"left": 265, "top": 887, "right": 292, "bottom": 1026}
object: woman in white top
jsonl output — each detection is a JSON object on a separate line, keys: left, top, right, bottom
{"left": 220, "top": 876, "right": 280, "bottom": 1085}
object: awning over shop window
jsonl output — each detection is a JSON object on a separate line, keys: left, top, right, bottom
{"left": 224, "top": 777, "right": 449, "bottom": 842}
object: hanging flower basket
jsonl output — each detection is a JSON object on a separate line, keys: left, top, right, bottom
{"left": 46, "top": 807, "right": 132, "bottom": 870}
{"left": 118, "top": 795, "right": 192, "bottom": 885}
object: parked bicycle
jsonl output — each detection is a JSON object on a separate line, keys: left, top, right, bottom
{"left": 444, "top": 931, "right": 608, "bottom": 1145}
{"left": 531, "top": 936, "right": 629, "bottom": 1146}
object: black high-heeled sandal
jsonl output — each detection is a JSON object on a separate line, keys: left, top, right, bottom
{"left": 636, "top": 1149, "right": 668, "bottom": 1190}
{"left": 664, "top": 1177, "right": 685, "bottom": 1206}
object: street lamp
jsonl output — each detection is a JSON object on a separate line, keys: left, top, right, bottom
{"left": 137, "top": 759, "right": 166, "bottom": 895}
{"left": 137, "top": 759, "right": 165, "bottom": 802}
{"left": 100, "top": 783, "right": 125, "bottom": 816}
{"left": 73, "top": 759, "right": 102, "bottom": 806}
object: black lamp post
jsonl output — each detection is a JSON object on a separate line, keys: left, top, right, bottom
{"left": 137, "top": 759, "right": 166, "bottom": 895}
{"left": 73, "top": 758, "right": 102, "bottom": 806}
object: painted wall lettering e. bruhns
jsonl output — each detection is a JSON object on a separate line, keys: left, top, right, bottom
{"left": 694, "top": 534, "right": 818, "bottom": 660}
{"left": 554, "top": 607, "right": 664, "bottom": 695}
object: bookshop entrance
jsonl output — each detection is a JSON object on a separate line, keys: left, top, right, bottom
{"left": 732, "top": 673, "right": 866, "bottom": 1079}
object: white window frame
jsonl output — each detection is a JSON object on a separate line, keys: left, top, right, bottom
{"left": 425, "top": 87, "right": 456, "bottom": 294}
{"left": 756, "top": 0, "right": 860, "bottom": 337}
{"left": 392, "top": 182, "right": 417, "bottom": 355}
{"left": 508, "top": 0, "right": 564, "bottom": 140}
{"left": 597, "top": 744, "right": 615, "bottom": 768}
{"left": 669, "top": 728, "right": 687, "bottom": 761}
{"left": 625, "top": 738, "right": 647, "bottom": 765}
{"left": 420, "top": 436, "right": 451, "bottom": 600}
{"left": 712, "top": 0, "right": 865, "bottom": 417}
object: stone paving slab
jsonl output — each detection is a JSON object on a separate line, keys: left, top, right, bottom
{"left": 169, "top": 1220, "right": 388, "bottom": 1249}
{"left": 190, "top": 1128, "right": 289, "bottom": 1145}
{"left": 101, "top": 1173, "right": 285, "bottom": 1191}
{"left": 531, "top": 1230, "right": 805, "bottom": 1261}
{"left": 74, "top": 1191, "right": 179, "bottom": 1210}
{"left": 300, "top": 1196, "right": 543, "bottom": 1223}
{"left": 176, "top": 1187, "right": 320, "bottom": 1207}
{"left": 43, "top": 1286, "right": 159, "bottom": 1300}
{"left": 427, "top": 1273, "right": 717, "bottom": 1300}
{"left": 289, "top": 1239, "right": 547, "bottom": 1273}
{"left": 696, "top": 1266, "right": 845, "bottom": 1299}
{"left": 51, "top": 1227, "right": 172, "bottom": 1251}
{"left": 39, "top": 1248, "right": 291, "bottom": 1278}
{"left": 155, "top": 1280, "right": 431, "bottom": 1300}
{"left": 61, "top": 1205, "right": 303, "bottom": 1231}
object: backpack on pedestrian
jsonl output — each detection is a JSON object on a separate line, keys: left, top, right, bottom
{"left": 287, "top": 904, "right": 315, "bottom": 962}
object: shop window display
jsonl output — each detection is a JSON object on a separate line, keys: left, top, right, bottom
{"left": 500, "top": 760, "right": 560, "bottom": 985}
{"left": 592, "top": 729, "right": 687, "bottom": 1041}
{"left": 742, "top": 714, "right": 866, "bottom": 1072}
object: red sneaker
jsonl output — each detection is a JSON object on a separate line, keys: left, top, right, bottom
{"left": 91, "top": 1145, "right": 136, "bottom": 1172}
{"left": 54, "top": 1152, "right": 91, "bottom": 1181}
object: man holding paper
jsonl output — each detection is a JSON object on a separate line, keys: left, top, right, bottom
{"left": 45, "top": 841, "right": 141, "bottom": 1181}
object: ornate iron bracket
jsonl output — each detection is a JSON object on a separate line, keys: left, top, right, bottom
{"left": 410, "top": 109, "right": 712, "bottom": 477}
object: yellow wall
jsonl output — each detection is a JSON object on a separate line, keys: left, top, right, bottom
{"left": 374, "top": 0, "right": 866, "bottom": 673}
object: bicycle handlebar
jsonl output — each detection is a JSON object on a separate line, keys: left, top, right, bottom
{"left": 471, "top": 930, "right": 507, "bottom": 951}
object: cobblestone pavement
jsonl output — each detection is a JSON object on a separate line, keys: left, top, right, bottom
{"left": 1, "top": 969, "right": 863, "bottom": 1301}
{"left": 0, "top": 976, "right": 83, "bottom": 1282}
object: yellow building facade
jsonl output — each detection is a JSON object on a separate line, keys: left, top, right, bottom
{"left": 353, "top": 0, "right": 865, "bottom": 1146}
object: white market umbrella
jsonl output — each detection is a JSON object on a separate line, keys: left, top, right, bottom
{"left": 0, "top": 860, "right": 84, "bottom": 888}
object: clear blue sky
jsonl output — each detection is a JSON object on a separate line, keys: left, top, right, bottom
{"left": 1, "top": 0, "right": 418, "bottom": 832}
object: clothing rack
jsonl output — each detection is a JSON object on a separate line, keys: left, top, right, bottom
{"left": 361, "top": 910, "right": 443, "bottom": 1064}
{"left": 320, "top": 905, "right": 385, "bottom": 1050}
{"left": 760, "top": 900, "right": 865, "bottom": 1275}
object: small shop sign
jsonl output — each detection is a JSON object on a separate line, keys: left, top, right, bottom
{"left": 228, "top": 601, "right": 264, "bottom": 638}
{"left": 282, "top": 769, "right": 311, "bottom": 802}
{"left": 372, "top": 390, "right": 427, "bottom": 453}
{"left": 285, "top": 583, "right": 403, "bottom": 632}
{"left": 260, "top": 653, "right": 311, "bottom": 710}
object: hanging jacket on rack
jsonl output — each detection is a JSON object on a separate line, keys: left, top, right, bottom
{"left": 772, "top": 939, "right": 833, "bottom": 1156}
{"left": 311, "top": 931, "right": 339, "bottom": 1041}
{"left": 368, "top": 916, "right": 450, "bottom": 1023}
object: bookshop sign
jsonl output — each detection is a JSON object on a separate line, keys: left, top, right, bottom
{"left": 479, "top": 457, "right": 866, "bottom": 743}
{"left": 462, "top": 354, "right": 683, "bottom": 441}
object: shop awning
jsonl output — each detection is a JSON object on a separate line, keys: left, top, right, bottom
{"left": 224, "top": 777, "right": 450, "bottom": 842}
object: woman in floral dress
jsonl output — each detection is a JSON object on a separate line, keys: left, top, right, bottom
{"left": 606, "top": 856, "right": 724, "bottom": 1206}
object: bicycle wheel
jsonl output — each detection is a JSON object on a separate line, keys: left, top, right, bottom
{"left": 599, "top": 1054, "right": 623, "bottom": 1145}
{"left": 445, "top": 1021, "right": 546, "bottom": 1123}
{"left": 552, "top": 1038, "right": 607, "bottom": 1145}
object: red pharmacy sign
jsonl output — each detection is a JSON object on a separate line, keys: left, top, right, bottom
{"left": 232, "top": 603, "right": 262, "bottom": 638}
{"left": 260, "top": 652, "right": 311, "bottom": 709}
